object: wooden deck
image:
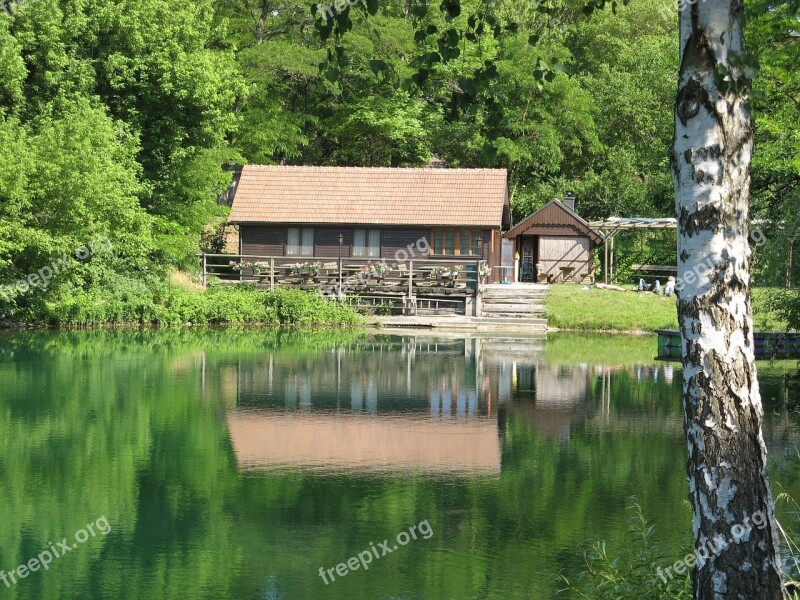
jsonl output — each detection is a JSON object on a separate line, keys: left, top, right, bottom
{"left": 201, "top": 253, "right": 487, "bottom": 316}
{"left": 367, "top": 314, "right": 548, "bottom": 333}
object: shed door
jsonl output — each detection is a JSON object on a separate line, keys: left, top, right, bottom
{"left": 538, "top": 237, "right": 591, "bottom": 276}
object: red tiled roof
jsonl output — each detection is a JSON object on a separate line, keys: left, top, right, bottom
{"left": 504, "top": 200, "right": 603, "bottom": 244}
{"left": 228, "top": 165, "right": 508, "bottom": 227}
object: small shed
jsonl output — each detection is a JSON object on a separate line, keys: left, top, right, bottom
{"left": 504, "top": 195, "right": 603, "bottom": 283}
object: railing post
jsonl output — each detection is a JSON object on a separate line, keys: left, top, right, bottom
{"left": 338, "top": 257, "right": 343, "bottom": 298}
{"left": 202, "top": 254, "right": 207, "bottom": 288}
{"left": 270, "top": 258, "right": 275, "bottom": 291}
{"left": 408, "top": 260, "right": 413, "bottom": 297}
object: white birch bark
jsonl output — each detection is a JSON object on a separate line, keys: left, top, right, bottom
{"left": 672, "top": 1, "right": 787, "bottom": 598}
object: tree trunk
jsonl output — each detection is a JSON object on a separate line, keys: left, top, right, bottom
{"left": 672, "top": 1, "right": 788, "bottom": 598}
{"left": 256, "top": 0, "right": 270, "bottom": 44}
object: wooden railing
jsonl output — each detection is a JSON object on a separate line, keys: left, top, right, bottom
{"left": 200, "top": 254, "right": 488, "bottom": 312}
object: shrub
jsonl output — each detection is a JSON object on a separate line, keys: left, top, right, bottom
{"left": 558, "top": 500, "right": 691, "bottom": 600}
{"left": 33, "top": 275, "right": 358, "bottom": 327}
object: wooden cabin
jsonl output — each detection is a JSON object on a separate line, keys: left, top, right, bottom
{"left": 227, "top": 165, "right": 511, "bottom": 282}
{"left": 503, "top": 195, "right": 602, "bottom": 283}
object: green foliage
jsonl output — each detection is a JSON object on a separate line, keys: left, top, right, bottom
{"left": 0, "top": 0, "right": 244, "bottom": 321}
{"left": 747, "top": 0, "right": 800, "bottom": 289}
{"left": 35, "top": 277, "right": 359, "bottom": 327}
{"left": 775, "top": 489, "right": 800, "bottom": 595}
{"left": 765, "top": 288, "right": 800, "bottom": 332}
{"left": 1, "top": 0, "right": 796, "bottom": 331}
{"left": 558, "top": 499, "right": 692, "bottom": 600}
{"left": 266, "top": 287, "right": 361, "bottom": 325}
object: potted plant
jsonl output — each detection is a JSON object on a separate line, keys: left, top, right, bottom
{"left": 229, "top": 260, "right": 264, "bottom": 274}
{"left": 369, "top": 264, "right": 391, "bottom": 280}
{"left": 443, "top": 266, "right": 461, "bottom": 279}
{"left": 290, "top": 261, "right": 323, "bottom": 279}
{"left": 361, "top": 263, "right": 390, "bottom": 281}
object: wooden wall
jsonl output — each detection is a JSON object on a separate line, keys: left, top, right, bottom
{"left": 240, "top": 226, "right": 285, "bottom": 256}
{"left": 239, "top": 225, "right": 499, "bottom": 264}
{"left": 315, "top": 228, "right": 353, "bottom": 258}
{"left": 382, "top": 228, "right": 431, "bottom": 260}
{"left": 538, "top": 236, "right": 593, "bottom": 276}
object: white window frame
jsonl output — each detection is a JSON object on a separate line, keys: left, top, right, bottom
{"left": 287, "top": 227, "right": 314, "bottom": 256}
{"left": 353, "top": 228, "right": 381, "bottom": 258}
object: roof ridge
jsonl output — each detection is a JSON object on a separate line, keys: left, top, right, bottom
{"left": 242, "top": 164, "right": 507, "bottom": 172}
{"left": 230, "top": 165, "right": 509, "bottom": 227}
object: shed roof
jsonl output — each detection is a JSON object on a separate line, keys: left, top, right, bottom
{"left": 228, "top": 165, "right": 509, "bottom": 228}
{"left": 504, "top": 200, "right": 603, "bottom": 244}
{"left": 587, "top": 217, "right": 677, "bottom": 237}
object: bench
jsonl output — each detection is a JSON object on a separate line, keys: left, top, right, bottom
{"left": 631, "top": 264, "right": 677, "bottom": 284}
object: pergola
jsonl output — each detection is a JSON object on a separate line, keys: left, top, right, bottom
{"left": 587, "top": 217, "right": 677, "bottom": 284}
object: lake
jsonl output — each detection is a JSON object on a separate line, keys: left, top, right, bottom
{"left": 0, "top": 329, "right": 798, "bottom": 599}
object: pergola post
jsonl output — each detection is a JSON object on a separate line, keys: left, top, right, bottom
{"left": 610, "top": 236, "right": 615, "bottom": 283}
{"left": 588, "top": 217, "right": 678, "bottom": 287}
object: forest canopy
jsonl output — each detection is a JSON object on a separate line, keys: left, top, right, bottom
{"left": 0, "top": 0, "right": 797, "bottom": 323}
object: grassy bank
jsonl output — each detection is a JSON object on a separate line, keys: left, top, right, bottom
{"left": 545, "top": 285, "right": 788, "bottom": 333}
{"left": 8, "top": 282, "right": 360, "bottom": 328}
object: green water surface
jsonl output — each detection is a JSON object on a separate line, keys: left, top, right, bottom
{"left": 0, "top": 329, "right": 797, "bottom": 600}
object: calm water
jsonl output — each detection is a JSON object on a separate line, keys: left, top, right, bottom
{"left": 0, "top": 329, "right": 798, "bottom": 600}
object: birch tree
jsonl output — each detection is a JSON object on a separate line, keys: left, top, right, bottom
{"left": 672, "top": 0, "right": 788, "bottom": 597}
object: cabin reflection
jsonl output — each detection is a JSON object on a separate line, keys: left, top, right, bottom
{"left": 227, "top": 336, "right": 503, "bottom": 475}
{"left": 227, "top": 411, "right": 502, "bottom": 474}
{"left": 224, "top": 334, "right": 677, "bottom": 473}
{"left": 234, "top": 336, "right": 495, "bottom": 418}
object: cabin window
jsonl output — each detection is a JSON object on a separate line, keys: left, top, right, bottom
{"left": 353, "top": 229, "right": 381, "bottom": 258}
{"left": 431, "top": 229, "right": 484, "bottom": 256}
{"left": 287, "top": 227, "right": 314, "bottom": 256}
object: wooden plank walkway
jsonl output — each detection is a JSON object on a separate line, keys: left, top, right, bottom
{"left": 366, "top": 314, "right": 548, "bottom": 332}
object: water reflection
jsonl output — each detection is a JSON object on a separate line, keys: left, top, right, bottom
{"left": 225, "top": 335, "right": 700, "bottom": 473}
{"left": 0, "top": 329, "right": 797, "bottom": 600}
{"left": 228, "top": 336, "right": 504, "bottom": 474}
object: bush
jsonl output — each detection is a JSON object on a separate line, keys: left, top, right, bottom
{"left": 266, "top": 288, "right": 360, "bottom": 326}
{"left": 766, "top": 289, "right": 800, "bottom": 332}
{"left": 17, "top": 274, "right": 359, "bottom": 327}
{"left": 559, "top": 500, "right": 692, "bottom": 600}
{"left": 560, "top": 497, "right": 800, "bottom": 600}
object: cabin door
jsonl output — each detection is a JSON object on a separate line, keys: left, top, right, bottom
{"left": 520, "top": 237, "right": 536, "bottom": 282}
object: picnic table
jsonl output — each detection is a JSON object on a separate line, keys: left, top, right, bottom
{"left": 631, "top": 264, "right": 677, "bottom": 283}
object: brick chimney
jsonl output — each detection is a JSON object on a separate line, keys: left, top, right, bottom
{"left": 563, "top": 191, "right": 576, "bottom": 212}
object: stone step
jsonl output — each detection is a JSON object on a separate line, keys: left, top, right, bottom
{"left": 482, "top": 306, "right": 546, "bottom": 314}
{"left": 482, "top": 294, "right": 548, "bottom": 299}
{"left": 482, "top": 313, "right": 548, "bottom": 321}
{"left": 482, "top": 301, "right": 546, "bottom": 308}
{"left": 481, "top": 297, "right": 547, "bottom": 305}
{"left": 471, "top": 316, "right": 548, "bottom": 326}
{"left": 482, "top": 299, "right": 546, "bottom": 306}
{"left": 483, "top": 284, "right": 548, "bottom": 290}
{"left": 482, "top": 288, "right": 548, "bottom": 294}
{"left": 483, "top": 289, "right": 547, "bottom": 292}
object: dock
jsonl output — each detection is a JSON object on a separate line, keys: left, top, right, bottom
{"left": 367, "top": 314, "right": 548, "bottom": 332}
{"left": 656, "top": 329, "right": 800, "bottom": 361}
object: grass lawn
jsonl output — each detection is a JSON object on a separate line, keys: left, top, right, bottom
{"left": 545, "top": 285, "right": 787, "bottom": 333}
